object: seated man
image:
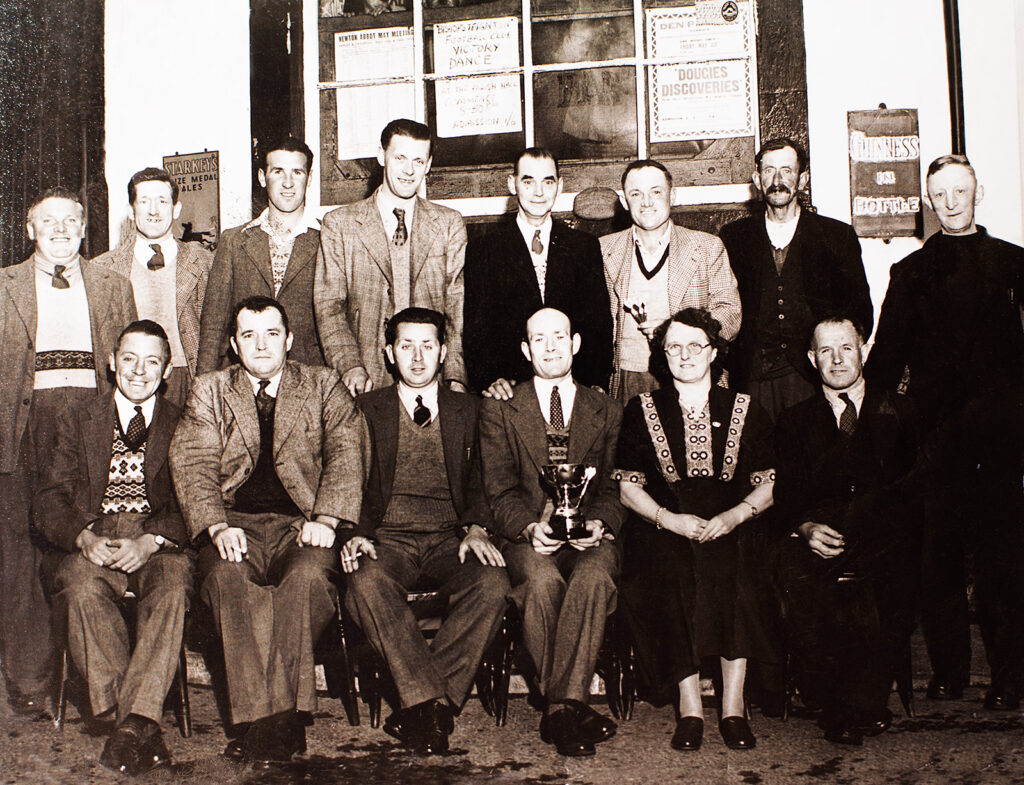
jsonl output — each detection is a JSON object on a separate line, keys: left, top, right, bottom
{"left": 169, "top": 296, "right": 367, "bottom": 765}
{"left": 341, "top": 307, "right": 510, "bottom": 754}
{"left": 479, "top": 307, "right": 625, "bottom": 757}
{"left": 35, "top": 320, "right": 191, "bottom": 776}
{"left": 773, "top": 315, "right": 919, "bottom": 746}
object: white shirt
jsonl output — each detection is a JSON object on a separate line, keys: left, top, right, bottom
{"left": 397, "top": 379, "right": 439, "bottom": 423}
{"left": 114, "top": 388, "right": 156, "bottom": 431}
{"left": 243, "top": 369, "right": 283, "bottom": 398}
{"left": 132, "top": 235, "right": 179, "bottom": 267}
{"left": 822, "top": 375, "right": 866, "bottom": 427}
{"left": 765, "top": 210, "right": 800, "bottom": 250}
{"left": 631, "top": 222, "right": 672, "bottom": 272}
{"left": 516, "top": 213, "right": 553, "bottom": 298}
{"left": 244, "top": 207, "right": 320, "bottom": 239}
{"left": 533, "top": 375, "right": 576, "bottom": 426}
{"left": 376, "top": 187, "right": 416, "bottom": 241}
{"left": 34, "top": 255, "right": 95, "bottom": 390}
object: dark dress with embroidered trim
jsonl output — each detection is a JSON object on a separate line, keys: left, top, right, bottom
{"left": 615, "top": 385, "right": 776, "bottom": 704}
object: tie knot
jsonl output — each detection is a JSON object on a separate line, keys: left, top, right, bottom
{"left": 54, "top": 264, "right": 65, "bottom": 275}
{"left": 135, "top": 405, "right": 143, "bottom": 416}
{"left": 51, "top": 264, "right": 70, "bottom": 289}
{"left": 147, "top": 244, "right": 165, "bottom": 270}
{"left": 394, "top": 208, "right": 405, "bottom": 221}
{"left": 258, "top": 380, "right": 270, "bottom": 394}
{"left": 412, "top": 394, "right": 431, "bottom": 427}
{"left": 839, "top": 392, "right": 852, "bottom": 405}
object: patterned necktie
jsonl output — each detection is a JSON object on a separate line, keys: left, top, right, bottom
{"left": 124, "top": 405, "right": 147, "bottom": 450}
{"left": 255, "top": 379, "right": 273, "bottom": 419}
{"left": 838, "top": 392, "right": 857, "bottom": 436}
{"left": 531, "top": 229, "right": 543, "bottom": 255}
{"left": 148, "top": 243, "right": 165, "bottom": 270}
{"left": 413, "top": 394, "right": 431, "bottom": 427}
{"left": 550, "top": 385, "right": 564, "bottom": 430}
{"left": 392, "top": 208, "right": 408, "bottom": 247}
{"left": 51, "top": 264, "right": 70, "bottom": 289}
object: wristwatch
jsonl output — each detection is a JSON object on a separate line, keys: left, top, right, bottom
{"left": 153, "top": 534, "right": 167, "bottom": 549}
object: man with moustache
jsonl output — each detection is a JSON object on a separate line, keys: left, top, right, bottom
{"left": 316, "top": 118, "right": 468, "bottom": 395}
{"left": 93, "top": 168, "right": 213, "bottom": 406}
{"left": 479, "top": 307, "right": 624, "bottom": 757}
{"left": 341, "top": 307, "right": 509, "bottom": 755}
{"left": 464, "top": 147, "right": 612, "bottom": 396}
{"left": 198, "top": 137, "right": 324, "bottom": 373}
{"left": 720, "top": 138, "right": 872, "bottom": 419}
{"left": 601, "top": 159, "right": 741, "bottom": 400}
{"left": 868, "top": 155, "right": 1024, "bottom": 708}
{"left": 774, "top": 315, "right": 919, "bottom": 745}
{"left": 171, "top": 296, "right": 367, "bottom": 765}
{"left": 36, "top": 321, "right": 191, "bottom": 775}
{"left": 0, "top": 188, "right": 136, "bottom": 718}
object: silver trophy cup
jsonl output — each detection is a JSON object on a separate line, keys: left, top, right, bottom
{"left": 540, "top": 463, "right": 598, "bottom": 540}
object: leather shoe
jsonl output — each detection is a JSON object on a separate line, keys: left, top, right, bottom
{"left": 413, "top": 700, "right": 452, "bottom": 755}
{"left": 223, "top": 738, "right": 245, "bottom": 761}
{"left": 100, "top": 726, "right": 143, "bottom": 775}
{"left": 984, "top": 689, "right": 1020, "bottom": 711}
{"left": 719, "top": 716, "right": 756, "bottom": 749}
{"left": 134, "top": 728, "right": 172, "bottom": 774}
{"left": 567, "top": 700, "right": 617, "bottom": 744}
{"left": 8, "top": 691, "right": 54, "bottom": 722}
{"left": 670, "top": 716, "right": 703, "bottom": 751}
{"left": 540, "top": 705, "right": 595, "bottom": 757}
{"left": 854, "top": 708, "right": 893, "bottom": 737}
{"left": 241, "top": 713, "right": 300, "bottom": 765}
{"left": 383, "top": 706, "right": 419, "bottom": 746}
{"left": 824, "top": 725, "right": 863, "bottom": 746}
{"left": 926, "top": 677, "right": 963, "bottom": 700}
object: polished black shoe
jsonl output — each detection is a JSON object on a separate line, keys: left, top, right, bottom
{"left": 100, "top": 726, "right": 143, "bottom": 775}
{"left": 383, "top": 706, "right": 419, "bottom": 746}
{"left": 984, "top": 689, "right": 1020, "bottom": 711}
{"left": 670, "top": 716, "right": 704, "bottom": 751}
{"left": 134, "top": 727, "right": 172, "bottom": 774}
{"left": 926, "top": 677, "right": 964, "bottom": 700}
{"left": 241, "top": 713, "right": 299, "bottom": 765}
{"left": 8, "top": 691, "right": 54, "bottom": 722}
{"left": 719, "top": 716, "right": 756, "bottom": 749}
{"left": 413, "top": 700, "right": 453, "bottom": 755}
{"left": 824, "top": 725, "right": 864, "bottom": 746}
{"left": 854, "top": 708, "right": 893, "bottom": 737}
{"left": 567, "top": 700, "right": 617, "bottom": 744}
{"left": 540, "top": 705, "right": 595, "bottom": 757}
{"left": 223, "top": 738, "right": 245, "bottom": 761}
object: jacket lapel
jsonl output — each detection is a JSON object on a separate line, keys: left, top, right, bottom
{"left": 273, "top": 363, "right": 310, "bottom": 457}
{"left": 567, "top": 386, "right": 603, "bottom": 465}
{"left": 82, "top": 261, "right": 120, "bottom": 383}
{"left": 666, "top": 224, "right": 700, "bottom": 309}
{"left": 174, "top": 241, "right": 203, "bottom": 320}
{"left": 438, "top": 386, "right": 466, "bottom": 504}
{"left": 354, "top": 195, "right": 394, "bottom": 288}
{"left": 409, "top": 198, "right": 439, "bottom": 287}
{"left": 83, "top": 396, "right": 117, "bottom": 510}
{"left": 224, "top": 367, "right": 261, "bottom": 463}
{"left": 2, "top": 259, "right": 38, "bottom": 339}
{"left": 369, "top": 387, "right": 401, "bottom": 504}
{"left": 241, "top": 227, "right": 274, "bottom": 290}
{"left": 509, "top": 379, "right": 552, "bottom": 472}
{"left": 144, "top": 396, "right": 175, "bottom": 488}
{"left": 278, "top": 229, "right": 319, "bottom": 293}
{"left": 606, "top": 231, "right": 633, "bottom": 305}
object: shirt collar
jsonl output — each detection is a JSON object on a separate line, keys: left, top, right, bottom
{"left": 243, "top": 368, "right": 284, "bottom": 398}
{"left": 632, "top": 221, "right": 672, "bottom": 257}
{"left": 114, "top": 388, "right": 157, "bottom": 430}
{"left": 245, "top": 207, "right": 318, "bottom": 238}
{"left": 533, "top": 373, "right": 575, "bottom": 398}
{"left": 376, "top": 186, "right": 416, "bottom": 222}
{"left": 822, "top": 375, "right": 866, "bottom": 416}
{"left": 516, "top": 213, "right": 553, "bottom": 252}
{"left": 397, "top": 379, "right": 440, "bottom": 422}
{"left": 133, "top": 235, "right": 177, "bottom": 264}
{"left": 34, "top": 253, "right": 82, "bottom": 277}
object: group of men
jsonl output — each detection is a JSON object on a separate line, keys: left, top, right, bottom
{"left": 0, "top": 115, "right": 1020, "bottom": 773}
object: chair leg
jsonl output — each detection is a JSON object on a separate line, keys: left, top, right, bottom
{"left": 55, "top": 647, "right": 71, "bottom": 731}
{"left": 366, "top": 666, "right": 383, "bottom": 729}
{"left": 896, "top": 644, "right": 915, "bottom": 718}
{"left": 620, "top": 642, "right": 636, "bottom": 721}
{"left": 334, "top": 612, "right": 361, "bottom": 726}
{"left": 174, "top": 646, "right": 192, "bottom": 738}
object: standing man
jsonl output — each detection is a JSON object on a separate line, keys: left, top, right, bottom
{"left": 170, "top": 296, "right": 367, "bottom": 765}
{"left": 316, "top": 118, "right": 468, "bottom": 396}
{"left": 479, "top": 307, "right": 624, "bottom": 757}
{"left": 0, "top": 188, "right": 136, "bottom": 718}
{"left": 464, "top": 147, "right": 612, "bottom": 395}
{"left": 197, "top": 137, "right": 323, "bottom": 373}
{"left": 93, "top": 168, "right": 213, "bottom": 406}
{"left": 774, "top": 315, "right": 919, "bottom": 746}
{"left": 341, "top": 307, "right": 509, "bottom": 755}
{"left": 36, "top": 321, "right": 192, "bottom": 775}
{"left": 601, "top": 160, "right": 741, "bottom": 400}
{"left": 867, "top": 155, "right": 1024, "bottom": 706}
{"left": 720, "top": 138, "right": 872, "bottom": 418}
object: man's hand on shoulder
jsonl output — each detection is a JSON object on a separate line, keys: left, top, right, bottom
{"left": 75, "top": 528, "right": 115, "bottom": 568}
{"left": 482, "top": 378, "right": 516, "bottom": 401}
{"left": 458, "top": 524, "right": 504, "bottom": 567}
{"left": 798, "top": 522, "right": 845, "bottom": 559}
{"left": 108, "top": 534, "right": 161, "bottom": 574}
{"left": 298, "top": 520, "right": 336, "bottom": 549}
{"left": 342, "top": 367, "right": 373, "bottom": 397}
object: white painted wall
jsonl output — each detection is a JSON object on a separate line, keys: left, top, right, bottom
{"left": 104, "top": 0, "right": 252, "bottom": 246}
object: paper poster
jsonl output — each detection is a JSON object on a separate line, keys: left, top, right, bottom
{"left": 162, "top": 150, "right": 219, "bottom": 248}
{"left": 433, "top": 17, "right": 521, "bottom": 138}
{"left": 334, "top": 27, "right": 415, "bottom": 159}
{"left": 647, "top": 2, "right": 755, "bottom": 142}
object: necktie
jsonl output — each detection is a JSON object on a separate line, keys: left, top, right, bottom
{"left": 255, "top": 379, "right": 273, "bottom": 419}
{"left": 531, "top": 229, "right": 543, "bottom": 255}
{"left": 51, "top": 264, "right": 70, "bottom": 289}
{"left": 124, "top": 405, "right": 147, "bottom": 450}
{"left": 413, "top": 394, "right": 431, "bottom": 427}
{"left": 392, "top": 208, "right": 408, "bottom": 247}
{"left": 550, "top": 385, "right": 564, "bottom": 430}
{"left": 148, "top": 243, "right": 165, "bottom": 271}
{"left": 838, "top": 392, "right": 857, "bottom": 436}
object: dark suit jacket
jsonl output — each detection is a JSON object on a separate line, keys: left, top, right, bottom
{"left": 351, "top": 385, "right": 493, "bottom": 540}
{"left": 464, "top": 217, "right": 613, "bottom": 392}
{"left": 773, "top": 385, "right": 918, "bottom": 541}
{"left": 478, "top": 379, "right": 625, "bottom": 541}
{"left": 34, "top": 393, "right": 185, "bottom": 552}
{"left": 196, "top": 222, "right": 323, "bottom": 374}
{"left": 0, "top": 256, "right": 137, "bottom": 473}
{"left": 169, "top": 361, "right": 368, "bottom": 541}
{"left": 719, "top": 209, "right": 872, "bottom": 387}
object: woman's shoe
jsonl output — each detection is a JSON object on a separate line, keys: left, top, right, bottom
{"left": 670, "top": 716, "right": 704, "bottom": 751}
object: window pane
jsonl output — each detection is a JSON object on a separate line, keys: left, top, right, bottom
{"left": 425, "top": 77, "right": 527, "bottom": 168}
{"left": 531, "top": 0, "right": 633, "bottom": 17}
{"left": 532, "top": 16, "right": 634, "bottom": 66}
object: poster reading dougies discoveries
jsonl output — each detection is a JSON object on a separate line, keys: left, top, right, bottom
{"left": 162, "top": 150, "right": 220, "bottom": 248}
{"left": 646, "top": 0, "right": 756, "bottom": 142}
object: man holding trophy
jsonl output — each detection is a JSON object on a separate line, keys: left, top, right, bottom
{"left": 479, "top": 307, "right": 625, "bottom": 757}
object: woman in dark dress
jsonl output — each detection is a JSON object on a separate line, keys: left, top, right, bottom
{"left": 615, "top": 308, "right": 775, "bottom": 751}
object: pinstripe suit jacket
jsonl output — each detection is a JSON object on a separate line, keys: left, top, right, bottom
{"left": 600, "top": 223, "right": 741, "bottom": 397}
{"left": 315, "top": 191, "right": 467, "bottom": 389}
{"left": 92, "top": 239, "right": 213, "bottom": 377}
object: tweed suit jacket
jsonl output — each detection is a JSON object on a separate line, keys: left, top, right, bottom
{"left": 351, "top": 384, "right": 494, "bottom": 540}
{"left": 196, "top": 222, "right": 324, "bottom": 374}
{"left": 0, "top": 256, "right": 137, "bottom": 474}
{"left": 169, "top": 361, "right": 369, "bottom": 541}
{"left": 34, "top": 393, "right": 186, "bottom": 552}
{"left": 92, "top": 239, "right": 213, "bottom": 377}
{"left": 315, "top": 191, "right": 468, "bottom": 389}
{"left": 478, "top": 379, "right": 625, "bottom": 542}
{"left": 600, "top": 223, "right": 741, "bottom": 397}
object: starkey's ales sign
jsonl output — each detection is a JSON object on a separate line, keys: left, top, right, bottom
{"left": 163, "top": 150, "right": 220, "bottom": 249}
{"left": 847, "top": 109, "right": 921, "bottom": 238}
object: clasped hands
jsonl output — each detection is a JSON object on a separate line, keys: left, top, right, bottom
{"left": 76, "top": 528, "right": 160, "bottom": 574}
{"left": 658, "top": 508, "right": 742, "bottom": 543}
